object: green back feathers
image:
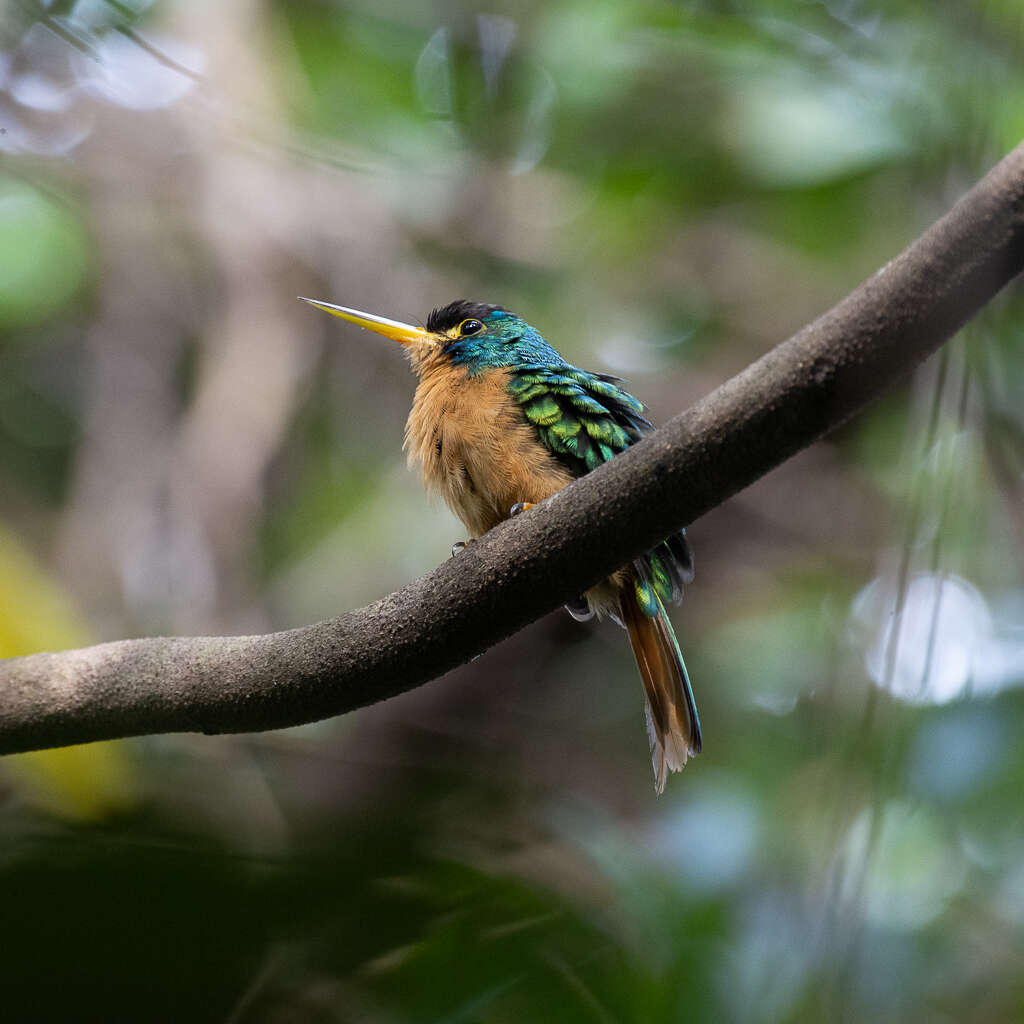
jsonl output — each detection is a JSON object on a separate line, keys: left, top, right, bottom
{"left": 632, "top": 536, "right": 693, "bottom": 613}
{"left": 507, "top": 362, "right": 694, "bottom": 618}
{"left": 507, "top": 365, "right": 650, "bottom": 474}
{"left": 633, "top": 575, "right": 661, "bottom": 618}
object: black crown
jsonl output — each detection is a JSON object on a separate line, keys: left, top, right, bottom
{"left": 426, "top": 300, "right": 509, "bottom": 333}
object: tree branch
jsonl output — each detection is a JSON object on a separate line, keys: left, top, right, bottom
{"left": 4, "top": 144, "right": 1024, "bottom": 755}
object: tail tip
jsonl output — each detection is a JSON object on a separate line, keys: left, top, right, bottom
{"left": 647, "top": 705, "right": 699, "bottom": 794}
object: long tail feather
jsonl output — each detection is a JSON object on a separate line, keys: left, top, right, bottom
{"left": 621, "top": 579, "right": 702, "bottom": 793}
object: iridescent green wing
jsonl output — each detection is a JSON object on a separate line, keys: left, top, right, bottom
{"left": 506, "top": 364, "right": 650, "bottom": 475}
{"left": 507, "top": 364, "right": 693, "bottom": 609}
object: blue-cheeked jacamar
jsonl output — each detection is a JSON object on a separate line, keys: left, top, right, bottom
{"left": 302, "top": 297, "right": 701, "bottom": 791}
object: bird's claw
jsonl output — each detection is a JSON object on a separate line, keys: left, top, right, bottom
{"left": 451, "top": 540, "right": 474, "bottom": 558}
{"left": 509, "top": 501, "right": 535, "bottom": 517}
{"left": 564, "top": 597, "right": 595, "bottom": 622}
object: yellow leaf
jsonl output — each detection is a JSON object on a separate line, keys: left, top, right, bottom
{"left": 0, "top": 523, "right": 137, "bottom": 821}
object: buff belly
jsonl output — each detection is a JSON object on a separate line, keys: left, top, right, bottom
{"left": 405, "top": 364, "right": 577, "bottom": 537}
{"left": 404, "top": 362, "right": 623, "bottom": 618}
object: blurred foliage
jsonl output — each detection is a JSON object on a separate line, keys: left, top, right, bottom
{"left": 0, "top": 523, "right": 136, "bottom": 820}
{"left": 0, "top": 0, "right": 1023, "bottom": 1020}
{"left": 0, "top": 179, "right": 88, "bottom": 327}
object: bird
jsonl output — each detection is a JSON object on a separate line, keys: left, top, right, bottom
{"left": 301, "top": 296, "right": 701, "bottom": 792}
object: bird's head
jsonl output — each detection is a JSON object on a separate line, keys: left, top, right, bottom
{"left": 300, "top": 297, "right": 559, "bottom": 373}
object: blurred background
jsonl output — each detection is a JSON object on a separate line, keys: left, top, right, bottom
{"left": 2, "top": 0, "right": 1023, "bottom": 1020}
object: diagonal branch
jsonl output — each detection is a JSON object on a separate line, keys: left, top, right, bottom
{"left": 3, "top": 143, "right": 1024, "bottom": 756}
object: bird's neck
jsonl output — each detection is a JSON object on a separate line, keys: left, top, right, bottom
{"left": 406, "top": 343, "right": 492, "bottom": 379}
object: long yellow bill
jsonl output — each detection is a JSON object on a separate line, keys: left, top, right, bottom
{"left": 299, "top": 297, "right": 431, "bottom": 346}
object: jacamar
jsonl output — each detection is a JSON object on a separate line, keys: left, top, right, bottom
{"left": 302, "top": 297, "right": 701, "bottom": 791}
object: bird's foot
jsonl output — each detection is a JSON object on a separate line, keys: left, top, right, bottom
{"left": 564, "top": 597, "right": 595, "bottom": 622}
{"left": 451, "top": 539, "right": 475, "bottom": 558}
{"left": 509, "top": 501, "right": 536, "bottom": 517}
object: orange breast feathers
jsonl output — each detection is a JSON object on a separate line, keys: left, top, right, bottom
{"left": 404, "top": 364, "right": 575, "bottom": 539}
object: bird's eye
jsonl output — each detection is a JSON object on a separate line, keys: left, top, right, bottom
{"left": 459, "top": 318, "right": 484, "bottom": 337}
